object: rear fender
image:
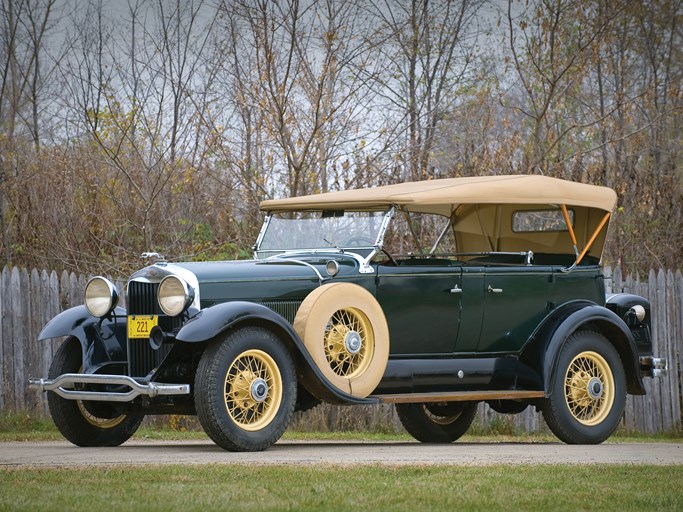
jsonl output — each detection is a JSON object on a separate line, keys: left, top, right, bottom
{"left": 38, "top": 305, "right": 128, "bottom": 372}
{"left": 533, "top": 304, "right": 645, "bottom": 396}
{"left": 176, "top": 301, "right": 376, "bottom": 405}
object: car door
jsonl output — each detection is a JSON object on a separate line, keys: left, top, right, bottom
{"left": 476, "top": 265, "right": 555, "bottom": 354}
{"left": 376, "top": 262, "right": 463, "bottom": 355}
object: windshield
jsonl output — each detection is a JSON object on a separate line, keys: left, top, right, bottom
{"left": 256, "top": 211, "right": 387, "bottom": 257}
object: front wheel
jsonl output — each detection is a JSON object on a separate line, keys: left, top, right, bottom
{"left": 541, "top": 330, "right": 626, "bottom": 444}
{"left": 47, "top": 337, "right": 143, "bottom": 447}
{"left": 396, "top": 401, "right": 478, "bottom": 443}
{"left": 194, "top": 327, "right": 297, "bottom": 451}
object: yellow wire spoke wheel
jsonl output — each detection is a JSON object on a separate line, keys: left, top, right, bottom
{"left": 422, "top": 403, "right": 463, "bottom": 426}
{"left": 74, "top": 365, "right": 126, "bottom": 429}
{"left": 47, "top": 338, "right": 143, "bottom": 447}
{"left": 223, "top": 349, "right": 283, "bottom": 432}
{"left": 324, "top": 307, "right": 374, "bottom": 378}
{"left": 542, "top": 331, "right": 625, "bottom": 444}
{"left": 563, "top": 350, "right": 615, "bottom": 426}
{"left": 76, "top": 400, "right": 127, "bottom": 429}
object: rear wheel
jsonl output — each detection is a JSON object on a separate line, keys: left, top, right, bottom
{"left": 195, "top": 326, "right": 297, "bottom": 451}
{"left": 541, "top": 330, "right": 626, "bottom": 444}
{"left": 396, "top": 401, "right": 478, "bottom": 443}
{"left": 47, "top": 338, "right": 143, "bottom": 447}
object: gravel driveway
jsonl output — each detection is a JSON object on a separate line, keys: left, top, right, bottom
{"left": 1, "top": 440, "right": 681, "bottom": 467}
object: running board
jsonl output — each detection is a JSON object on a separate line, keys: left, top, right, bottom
{"left": 372, "top": 390, "right": 546, "bottom": 404}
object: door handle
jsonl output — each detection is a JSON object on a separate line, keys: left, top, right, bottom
{"left": 488, "top": 285, "right": 503, "bottom": 293}
{"left": 450, "top": 285, "right": 462, "bottom": 294}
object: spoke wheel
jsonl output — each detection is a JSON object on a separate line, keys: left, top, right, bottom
{"left": 564, "top": 351, "right": 615, "bottom": 426}
{"left": 324, "top": 308, "right": 373, "bottom": 378}
{"left": 195, "top": 327, "right": 296, "bottom": 452}
{"left": 76, "top": 401, "right": 127, "bottom": 429}
{"left": 396, "top": 401, "right": 478, "bottom": 443}
{"left": 542, "top": 330, "right": 626, "bottom": 444}
{"left": 294, "top": 282, "right": 389, "bottom": 398}
{"left": 47, "top": 337, "right": 143, "bottom": 447}
{"left": 224, "top": 349, "right": 283, "bottom": 432}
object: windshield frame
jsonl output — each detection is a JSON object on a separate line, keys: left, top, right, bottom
{"left": 254, "top": 207, "right": 395, "bottom": 273}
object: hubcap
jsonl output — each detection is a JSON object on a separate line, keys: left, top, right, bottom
{"left": 564, "top": 351, "right": 615, "bottom": 426}
{"left": 224, "top": 349, "right": 282, "bottom": 432}
{"left": 588, "top": 377, "right": 603, "bottom": 399}
{"left": 250, "top": 378, "right": 269, "bottom": 403}
{"left": 345, "top": 331, "right": 362, "bottom": 354}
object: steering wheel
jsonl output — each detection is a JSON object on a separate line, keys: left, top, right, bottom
{"left": 343, "top": 236, "right": 376, "bottom": 247}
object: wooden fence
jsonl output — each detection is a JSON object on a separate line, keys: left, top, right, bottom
{"left": 1, "top": 265, "right": 681, "bottom": 434}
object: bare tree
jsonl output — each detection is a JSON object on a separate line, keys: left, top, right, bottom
{"left": 366, "top": 0, "right": 483, "bottom": 181}
{"left": 0, "top": 0, "right": 57, "bottom": 266}
{"left": 217, "top": 0, "right": 382, "bottom": 200}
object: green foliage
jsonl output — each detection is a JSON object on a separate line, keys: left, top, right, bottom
{"left": 0, "top": 412, "right": 61, "bottom": 441}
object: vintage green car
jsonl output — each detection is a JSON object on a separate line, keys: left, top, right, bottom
{"left": 30, "top": 175, "right": 667, "bottom": 450}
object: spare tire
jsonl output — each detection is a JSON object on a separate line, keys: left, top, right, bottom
{"left": 294, "top": 282, "right": 390, "bottom": 397}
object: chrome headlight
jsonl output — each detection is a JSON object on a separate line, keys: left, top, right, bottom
{"left": 84, "top": 276, "right": 119, "bottom": 317}
{"left": 158, "top": 275, "right": 194, "bottom": 316}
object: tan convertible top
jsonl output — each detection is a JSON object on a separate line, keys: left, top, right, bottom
{"left": 260, "top": 175, "right": 617, "bottom": 216}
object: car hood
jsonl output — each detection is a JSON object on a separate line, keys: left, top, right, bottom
{"left": 129, "top": 255, "right": 361, "bottom": 306}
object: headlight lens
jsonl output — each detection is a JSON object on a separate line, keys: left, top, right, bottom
{"left": 84, "top": 277, "right": 119, "bottom": 317}
{"left": 158, "top": 275, "right": 194, "bottom": 316}
{"left": 631, "top": 304, "right": 646, "bottom": 322}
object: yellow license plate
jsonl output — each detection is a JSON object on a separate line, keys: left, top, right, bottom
{"left": 128, "top": 315, "right": 159, "bottom": 339}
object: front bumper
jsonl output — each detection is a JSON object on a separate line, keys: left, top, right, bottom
{"left": 28, "top": 373, "right": 190, "bottom": 402}
{"left": 640, "top": 356, "right": 667, "bottom": 378}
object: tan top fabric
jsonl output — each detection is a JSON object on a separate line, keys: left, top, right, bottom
{"left": 260, "top": 175, "right": 618, "bottom": 216}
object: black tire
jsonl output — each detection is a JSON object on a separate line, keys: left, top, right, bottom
{"left": 47, "top": 338, "right": 143, "bottom": 447}
{"left": 396, "top": 401, "right": 478, "bottom": 443}
{"left": 541, "top": 330, "right": 626, "bottom": 444}
{"left": 194, "top": 326, "right": 297, "bottom": 452}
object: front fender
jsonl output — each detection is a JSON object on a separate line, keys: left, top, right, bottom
{"left": 175, "top": 301, "right": 289, "bottom": 342}
{"left": 542, "top": 305, "right": 645, "bottom": 396}
{"left": 38, "top": 305, "right": 128, "bottom": 373}
{"left": 175, "top": 301, "right": 376, "bottom": 406}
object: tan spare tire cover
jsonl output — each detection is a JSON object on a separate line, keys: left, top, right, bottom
{"left": 294, "top": 282, "right": 390, "bottom": 398}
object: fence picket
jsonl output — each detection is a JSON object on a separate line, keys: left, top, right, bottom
{"left": 1, "top": 266, "right": 12, "bottom": 410}
{"left": 0, "top": 268, "right": 4, "bottom": 411}
{"left": 10, "top": 267, "right": 25, "bottom": 410}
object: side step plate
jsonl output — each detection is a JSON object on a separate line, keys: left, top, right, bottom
{"left": 372, "top": 390, "right": 545, "bottom": 404}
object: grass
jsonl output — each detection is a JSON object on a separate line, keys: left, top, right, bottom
{"left": 0, "top": 411, "right": 681, "bottom": 443}
{"left": 1, "top": 411, "right": 681, "bottom": 511}
{"left": 0, "top": 464, "right": 682, "bottom": 511}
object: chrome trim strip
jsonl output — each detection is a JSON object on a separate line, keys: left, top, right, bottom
{"left": 253, "top": 213, "right": 273, "bottom": 259}
{"left": 28, "top": 374, "right": 190, "bottom": 402}
{"left": 359, "top": 207, "right": 395, "bottom": 274}
{"left": 262, "top": 256, "right": 324, "bottom": 283}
